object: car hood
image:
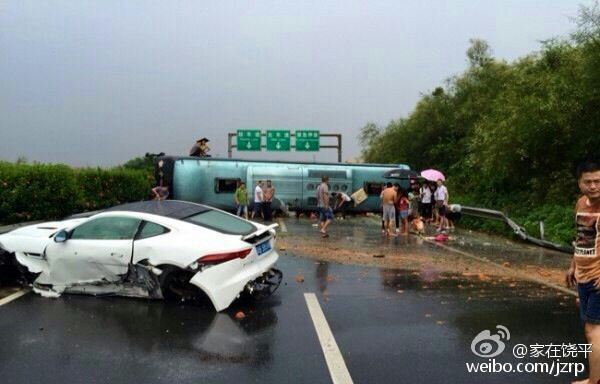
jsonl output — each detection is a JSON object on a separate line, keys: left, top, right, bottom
{"left": 0, "top": 218, "right": 85, "bottom": 254}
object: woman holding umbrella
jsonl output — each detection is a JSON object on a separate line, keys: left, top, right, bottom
{"left": 420, "top": 169, "right": 448, "bottom": 231}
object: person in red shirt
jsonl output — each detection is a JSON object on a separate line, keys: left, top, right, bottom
{"left": 396, "top": 188, "right": 410, "bottom": 235}
{"left": 566, "top": 161, "right": 600, "bottom": 384}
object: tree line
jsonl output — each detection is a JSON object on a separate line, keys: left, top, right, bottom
{"left": 358, "top": 3, "right": 600, "bottom": 243}
{"left": 362, "top": 6, "right": 597, "bottom": 200}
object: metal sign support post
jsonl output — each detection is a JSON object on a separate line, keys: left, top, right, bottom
{"left": 321, "top": 134, "right": 342, "bottom": 163}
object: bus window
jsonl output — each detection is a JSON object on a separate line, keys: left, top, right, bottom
{"left": 214, "top": 178, "right": 241, "bottom": 193}
{"left": 307, "top": 170, "right": 347, "bottom": 179}
{"left": 364, "top": 182, "right": 384, "bottom": 195}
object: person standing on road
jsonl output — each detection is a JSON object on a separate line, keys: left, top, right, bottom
{"left": 392, "top": 184, "right": 402, "bottom": 233}
{"left": 566, "top": 161, "right": 600, "bottom": 384}
{"left": 396, "top": 188, "right": 409, "bottom": 235}
{"left": 434, "top": 179, "right": 449, "bottom": 232}
{"left": 263, "top": 180, "right": 275, "bottom": 222}
{"left": 408, "top": 184, "right": 421, "bottom": 221}
{"left": 251, "top": 180, "right": 264, "bottom": 220}
{"left": 420, "top": 183, "right": 433, "bottom": 223}
{"left": 316, "top": 176, "right": 332, "bottom": 238}
{"left": 234, "top": 182, "right": 249, "bottom": 219}
{"left": 380, "top": 182, "right": 397, "bottom": 237}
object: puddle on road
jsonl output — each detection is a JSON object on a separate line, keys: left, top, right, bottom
{"left": 377, "top": 267, "right": 573, "bottom": 303}
{"left": 296, "top": 257, "right": 574, "bottom": 305}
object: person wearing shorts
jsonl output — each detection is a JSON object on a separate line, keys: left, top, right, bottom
{"left": 319, "top": 206, "right": 334, "bottom": 224}
{"left": 395, "top": 188, "right": 409, "bottom": 235}
{"left": 566, "top": 161, "right": 600, "bottom": 384}
{"left": 316, "top": 176, "right": 332, "bottom": 238}
{"left": 151, "top": 181, "right": 169, "bottom": 201}
{"left": 434, "top": 179, "right": 448, "bottom": 232}
{"left": 380, "top": 182, "right": 397, "bottom": 237}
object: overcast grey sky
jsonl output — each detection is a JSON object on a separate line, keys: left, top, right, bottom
{"left": 0, "top": 0, "right": 582, "bottom": 166}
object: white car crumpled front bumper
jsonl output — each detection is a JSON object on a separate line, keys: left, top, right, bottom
{"left": 189, "top": 248, "right": 279, "bottom": 311}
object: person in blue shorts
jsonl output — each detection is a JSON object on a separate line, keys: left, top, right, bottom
{"left": 567, "top": 161, "right": 600, "bottom": 384}
{"left": 316, "top": 176, "right": 332, "bottom": 238}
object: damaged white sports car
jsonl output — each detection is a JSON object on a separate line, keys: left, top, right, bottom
{"left": 0, "top": 200, "right": 282, "bottom": 311}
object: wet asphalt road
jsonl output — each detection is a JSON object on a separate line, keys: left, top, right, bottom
{"left": 0, "top": 218, "right": 588, "bottom": 383}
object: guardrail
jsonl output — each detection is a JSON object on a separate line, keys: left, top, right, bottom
{"left": 460, "top": 206, "right": 573, "bottom": 254}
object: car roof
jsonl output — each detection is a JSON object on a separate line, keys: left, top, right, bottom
{"left": 103, "top": 200, "right": 211, "bottom": 220}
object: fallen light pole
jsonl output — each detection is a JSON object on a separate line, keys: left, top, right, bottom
{"left": 460, "top": 206, "right": 572, "bottom": 254}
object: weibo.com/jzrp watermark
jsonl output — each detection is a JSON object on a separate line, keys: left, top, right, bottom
{"left": 466, "top": 325, "right": 588, "bottom": 377}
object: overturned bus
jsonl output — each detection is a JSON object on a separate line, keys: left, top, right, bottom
{"left": 154, "top": 156, "right": 413, "bottom": 213}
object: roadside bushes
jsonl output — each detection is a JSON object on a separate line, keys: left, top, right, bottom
{"left": 451, "top": 192, "right": 575, "bottom": 245}
{"left": 0, "top": 162, "right": 78, "bottom": 224}
{"left": 76, "top": 168, "right": 152, "bottom": 211}
{"left": 0, "top": 161, "right": 153, "bottom": 224}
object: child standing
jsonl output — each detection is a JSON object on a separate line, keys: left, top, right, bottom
{"left": 397, "top": 190, "right": 410, "bottom": 235}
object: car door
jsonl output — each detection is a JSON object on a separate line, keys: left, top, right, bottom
{"left": 43, "top": 216, "right": 141, "bottom": 285}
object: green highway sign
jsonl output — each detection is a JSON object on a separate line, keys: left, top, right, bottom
{"left": 295, "top": 130, "right": 320, "bottom": 151}
{"left": 236, "top": 129, "right": 262, "bottom": 151}
{"left": 266, "top": 130, "right": 291, "bottom": 151}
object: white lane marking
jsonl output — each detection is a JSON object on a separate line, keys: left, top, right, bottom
{"left": 424, "top": 239, "right": 577, "bottom": 296}
{"left": 0, "top": 289, "right": 29, "bottom": 306}
{"left": 304, "top": 293, "right": 354, "bottom": 384}
{"left": 277, "top": 219, "right": 288, "bottom": 233}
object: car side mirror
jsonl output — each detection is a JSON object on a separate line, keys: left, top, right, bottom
{"left": 54, "top": 230, "right": 69, "bottom": 243}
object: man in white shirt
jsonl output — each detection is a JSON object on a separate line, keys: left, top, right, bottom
{"left": 333, "top": 191, "right": 352, "bottom": 219}
{"left": 251, "top": 180, "right": 264, "bottom": 219}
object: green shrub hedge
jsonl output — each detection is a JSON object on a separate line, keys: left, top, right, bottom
{"left": 0, "top": 161, "right": 153, "bottom": 224}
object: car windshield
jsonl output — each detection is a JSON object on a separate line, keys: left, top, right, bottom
{"left": 184, "top": 210, "right": 256, "bottom": 235}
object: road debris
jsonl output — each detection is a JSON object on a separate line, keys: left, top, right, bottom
{"left": 234, "top": 311, "right": 245, "bottom": 319}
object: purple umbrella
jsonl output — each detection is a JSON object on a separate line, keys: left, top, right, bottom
{"left": 420, "top": 169, "right": 445, "bottom": 182}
